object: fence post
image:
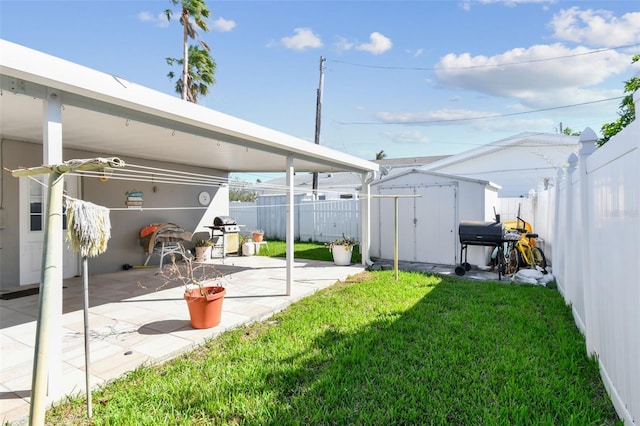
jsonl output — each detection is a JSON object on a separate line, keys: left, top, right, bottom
{"left": 577, "top": 128, "right": 598, "bottom": 355}
{"left": 551, "top": 167, "right": 563, "bottom": 276}
{"left": 560, "top": 154, "right": 577, "bottom": 301}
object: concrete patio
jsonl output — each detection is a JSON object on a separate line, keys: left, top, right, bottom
{"left": 1, "top": 255, "right": 371, "bottom": 425}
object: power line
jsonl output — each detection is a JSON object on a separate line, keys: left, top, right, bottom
{"left": 331, "top": 43, "right": 640, "bottom": 71}
{"left": 338, "top": 96, "right": 623, "bottom": 125}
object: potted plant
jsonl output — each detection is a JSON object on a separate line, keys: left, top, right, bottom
{"left": 160, "top": 254, "right": 227, "bottom": 329}
{"left": 326, "top": 234, "right": 359, "bottom": 266}
{"left": 252, "top": 229, "right": 265, "bottom": 242}
{"left": 193, "top": 238, "right": 213, "bottom": 262}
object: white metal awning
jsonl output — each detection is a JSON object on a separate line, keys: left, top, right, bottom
{"left": 0, "top": 39, "right": 379, "bottom": 176}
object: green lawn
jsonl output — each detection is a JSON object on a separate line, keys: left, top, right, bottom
{"left": 253, "top": 239, "right": 361, "bottom": 263}
{"left": 44, "top": 241, "right": 620, "bottom": 425}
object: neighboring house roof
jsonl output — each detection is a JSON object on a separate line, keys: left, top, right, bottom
{"left": 419, "top": 132, "right": 580, "bottom": 197}
{"left": 372, "top": 168, "right": 502, "bottom": 191}
{"left": 255, "top": 156, "right": 450, "bottom": 197}
{"left": 254, "top": 171, "right": 364, "bottom": 197}
{"left": 0, "top": 40, "right": 379, "bottom": 175}
{"left": 375, "top": 155, "right": 451, "bottom": 168}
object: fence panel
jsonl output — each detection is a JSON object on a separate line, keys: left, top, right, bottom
{"left": 230, "top": 202, "right": 258, "bottom": 237}
{"left": 583, "top": 123, "right": 639, "bottom": 424}
{"left": 551, "top": 120, "right": 639, "bottom": 425}
{"left": 299, "top": 199, "right": 360, "bottom": 243}
{"left": 497, "top": 197, "right": 534, "bottom": 224}
{"left": 235, "top": 196, "right": 360, "bottom": 242}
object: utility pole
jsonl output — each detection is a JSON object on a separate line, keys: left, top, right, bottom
{"left": 312, "top": 56, "right": 325, "bottom": 197}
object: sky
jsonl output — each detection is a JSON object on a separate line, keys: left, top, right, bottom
{"left": 1, "top": 0, "right": 639, "bottom": 182}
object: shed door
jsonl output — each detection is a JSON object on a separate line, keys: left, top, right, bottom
{"left": 415, "top": 185, "right": 457, "bottom": 265}
{"left": 377, "top": 187, "right": 416, "bottom": 262}
{"left": 376, "top": 184, "right": 457, "bottom": 265}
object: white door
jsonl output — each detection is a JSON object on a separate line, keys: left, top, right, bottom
{"left": 377, "top": 186, "right": 416, "bottom": 261}
{"left": 376, "top": 184, "right": 458, "bottom": 265}
{"left": 19, "top": 175, "right": 79, "bottom": 286}
{"left": 414, "top": 185, "right": 457, "bottom": 265}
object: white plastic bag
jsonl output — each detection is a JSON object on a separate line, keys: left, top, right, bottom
{"left": 512, "top": 268, "right": 544, "bottom": 285}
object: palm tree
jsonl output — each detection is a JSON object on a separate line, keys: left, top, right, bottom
{"left": 375, "top": 150, "right": 387, "bottom": 160}
{"left": 167, "top": 45, "right": 216, "bottom": 103}
{"left": 165, "top": 0, "right": 212, "bottom": 101}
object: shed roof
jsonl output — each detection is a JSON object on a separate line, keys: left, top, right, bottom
{"left": 372, "top": 168, "right": 502, "bottom": 190}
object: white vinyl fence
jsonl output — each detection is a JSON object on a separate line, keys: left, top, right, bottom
{"left": 230, "top": 195, "right": 360, "bottom": 243}
{"left": 550, "top": 117, "right": 639, "bottom": 424}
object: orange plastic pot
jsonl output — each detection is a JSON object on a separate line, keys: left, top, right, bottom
{"left": 183, "top": 286, "right": 226, "bottom": 329}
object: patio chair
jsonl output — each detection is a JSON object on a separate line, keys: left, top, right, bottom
{"left": 139, "top": 223, "right": 193, "bottom": 268}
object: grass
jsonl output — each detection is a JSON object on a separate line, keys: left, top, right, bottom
{"left": 44, "top": 248, "right": 620, "bottom": 425}
{"left": 253, "top": 239, "right": 362, "bottom": 263}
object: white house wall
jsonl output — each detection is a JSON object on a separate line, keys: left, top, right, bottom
{"left": 0, "top": 139, "right": 229, "bottom": 288}
{"left": 422, "top": 137, "right": 578, "bottom": 198}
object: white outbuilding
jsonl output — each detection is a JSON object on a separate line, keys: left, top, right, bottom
{"left": 370, "top": 169, "right": 501, "bottom": 268}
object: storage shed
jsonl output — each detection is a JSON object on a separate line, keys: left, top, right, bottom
{"left": 370, "top": 169, "right": 500, "bottom": 267}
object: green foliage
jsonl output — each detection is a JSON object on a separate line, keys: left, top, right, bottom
{"left": 599, "top": 54, "right": 639, "bottom": 146}
{"left": 325, "top": 234, "right": 359, "bottom": 252}
{"left": 166, "top": 45, "right": 216, "bottom": 103}
{"left": 165, "top": 0, "right": 215, "bottom": 102}
{"left": 229, "top": 178, "right": 258, "bottom": 202}
{"left": 258, "top": 240, "right": 362, "bottom": 263}
{"left": 562, "top": 126, "right": 581, "bottom": 136}
{"left": 193, "top": 238, "right": 213, "bottom": 247}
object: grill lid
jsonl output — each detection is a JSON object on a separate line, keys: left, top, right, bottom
{"left": 214, "top": 216, "right": 237, "bottom": 226}
{"left": 458, "top": 221, "right": 503, "bottom": 245}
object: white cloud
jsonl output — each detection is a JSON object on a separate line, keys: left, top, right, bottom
{"left": 212, "top": 17, "right": 236, "bottom": 32}
{"left": 404, "top": 48, "right": 424, "bottom": 57}
{"left": 280, "top": 28, "right": 323, "bottom": 51}
{"left": 550, "top": 7, "right": 640, "bottom": 47}
{"left": 470, "top": 117, "right": 556, "bottom": 132}
{"left": 432, "top": 43, "right": 630, "bottom": 108}
{"left": 137, "top": 11, "right": 169, "bottom": 28}
{"left": 374, "top": 109, "right": 495, "bottom": 125}
{"left": 380, "top": 129, "right": 430, "bottom": 144}
{"left": 460, "top": 0, "right": 556, "bottom": 10}
{"left": 356, "top": 32, "right": 393, "bottom": 55}
{"left": 335, "top": 36, "right": 354, "bottom": 53}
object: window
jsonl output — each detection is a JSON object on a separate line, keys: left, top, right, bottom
{"left": 29, "top": 178, "right": 43, "bottom": 231}
{"left": 28, "top": 177, "right": 68, "bottom": 231}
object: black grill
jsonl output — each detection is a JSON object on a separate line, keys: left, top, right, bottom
{"left": 457, "top": 220, "right": 504, "bottom": 280}
{"left": 458, "top": 221, "right": 504, "bottom": 245}
{"left": 214, "top": 216, "right": 237, "bottom": 227}
{"left": 208, "top": 216, "right": 240, "bottom": 257}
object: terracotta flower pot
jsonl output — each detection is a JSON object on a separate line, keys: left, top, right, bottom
{"left": 183, "top": 286, "right": 226, "bottom": 329}
{"left": 252, "top": 232, "right": 264, "bottom": 242}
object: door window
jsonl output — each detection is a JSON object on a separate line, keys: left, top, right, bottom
{"left": 29, "top": 178, "right": 44, "bottom": 231}
{"left": 28, "top": 177, "right": 68, "bottom": 232}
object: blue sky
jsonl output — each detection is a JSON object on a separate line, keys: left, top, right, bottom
{"left": 1, "top": 0, "right": 639, "bottom": 181}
